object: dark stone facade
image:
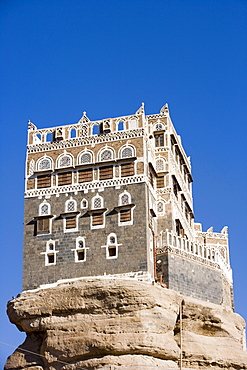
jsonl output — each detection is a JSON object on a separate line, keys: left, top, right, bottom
{"left": 158, "top": 253, "right": 225, "bottom": 305}
{"left": 23, "top": 182, "right": 150, "bottom": 290}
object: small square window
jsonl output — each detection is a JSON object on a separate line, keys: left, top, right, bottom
{"left": 37, "top": 218, "right": 50, "bottom": 234}
{"left": 48, "top": 254, "right": 55, "bottom": 264}
{"left": 108, "top": 246, "right": 116, "bottom": 257}
{"left": 77, "top": 250, "right": 85, "bottom": 261}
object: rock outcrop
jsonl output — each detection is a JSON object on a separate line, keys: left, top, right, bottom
{"left": 5, "top": 278, "right": 247, "bottom": 369}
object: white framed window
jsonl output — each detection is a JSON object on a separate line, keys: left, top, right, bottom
{"left": 81, "top": 198, "right": 88, "bottom": 209}
{"left": 117, "top": 121, "right": 125, "bottom": 131}
{"left": 70, "top": 128, "right": 77, "bottom": 138}
{"left": 128, "top": 118, "right": 138, "bottom": 129}
{"left": 78, "top": 151, "right": 93, "bottom": 165}
{"left": 119, "top": 191, "right": 131, "bottom": 206}
{"left": 118, "top": 191, "right": 134, "bottom": 226}
{"left": 63, "top": 215, "right": 78, "bottom": 232}
{"left": 90, "top": 194, "right": 105, "bottom": 229}
{"left": 92, "top": 194, "right": 104, "bottom": 209}
{"left": 63, "top": 197, "right": 79, "bottom": 232}
{"left": 41, "top": 240, "right": 58, "bottom": 266}
{"left": 57, "top": 152, "right": 73, "bottom": 168}
{"left": 92, "top": 124, "right": 100, "bottom": 135}
{"left": 156, "top": 158, "right": 166, "bottom": 172}
{"left": 101, "top": 233, "right": 122, "bottom": 259}
{"left": 99, "top": 148, "right": 114, "bottom": 162}
{"left": 39, "top": 200, "right": 51, "bottom": 216}
{"left": 71, "top": 237, "right": 88, "bottom": 262}
{"left": 153, "top": 120, "right": 166, "bottom": 132}
{"left": 157, "top": 200, "right": 165, "bottom": 215}
{"left": 37, "top": 156, "right": 53, "bottom": 171}
{"left": 65, "top": 198, "right": 77, "bottom": 213}
{"left": 119, "top": 145, "right": 135, "bottom": 159}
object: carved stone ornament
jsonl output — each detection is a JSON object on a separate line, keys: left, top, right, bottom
{"left": 78, "top": 111, "right": 90, "bottom": 124}
{"left": 160, "top": 103, "right": 169, "bottom": 114}
{"left": 28, "top": 120, "right": 37, "bottom": 131}
{"left": 135, "top": 102, "right": 145, "bottom": 115}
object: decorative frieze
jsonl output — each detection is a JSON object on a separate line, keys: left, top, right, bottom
{"left": 25, "top": 175, "right": 146, "bottom": 198}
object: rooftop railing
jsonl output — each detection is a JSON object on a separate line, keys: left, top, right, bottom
{"left": 156, "top": 230, "right": 232, "bottom": 283}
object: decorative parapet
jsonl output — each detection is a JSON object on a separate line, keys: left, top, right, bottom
{"left": 156, "top": 230, "right": 232, "bottom": 283}
{"left": 27, "top": 128, "right": 145, "bottom": 153}
{"left": 25, "top": 175, "right": 146, "bottom": 198}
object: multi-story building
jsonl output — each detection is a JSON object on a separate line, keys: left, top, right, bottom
{"left": 23, "top": 104, "right": 233, "bottom": 307}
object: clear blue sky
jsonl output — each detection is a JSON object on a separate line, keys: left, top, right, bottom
{"left": 0, "top": 0, "right": 246, "bottom": 366}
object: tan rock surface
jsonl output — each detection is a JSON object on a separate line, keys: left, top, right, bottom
{"left": 4, "top": 278, "right": 247, "bottom": 369}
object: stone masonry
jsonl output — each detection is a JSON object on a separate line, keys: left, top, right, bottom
{"left": 22, "top": 103, "right": 233, "bottom": 308}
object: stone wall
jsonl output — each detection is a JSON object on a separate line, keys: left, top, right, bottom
{"left": 23, "top": 182, "right": 150, "bottom": 290}
{"left": 158, "top": 253, "right": 227, "bottom": 305}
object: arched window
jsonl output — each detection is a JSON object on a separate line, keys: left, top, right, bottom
{"left": 153, "top": 121, "right": 166, "bottom": 132}
{"left": 118, "top": 192, "right": 133, "bottom": 225}
{"left": 100, "top": 149, "right": 113, "bottom": 161}
{"left": 72, "top": 237, "right": 88, "bottom": 262}
{"left": 70, "top": 128, "right": 76, "bottom": 138}
{"left": 81, "top": 199, "right": 88, "bottom": 209}
{"left": 41, "top": 240, "right": 58, "bottom": 266}
{"left": 103, "top": 233, "right": 120, "bottom": 259}
{"left": 118, "top": 121, "right": 124, "bottom": 131}
{"left": 57, "top": 154, "right": 73, "bottom": 168}
{"left": 92, "top": 194, "right": 103, "bottom": 209}
{"left": 129, "top": 118, "right": 138, "bottom": 129}
{"left": 46, "top": 133, "right": 53, "bottom": 142}
{"left": 37, "top": 156, "right": 53, "bottom": 171}
{"left": 119, "top": 192, "right": 131, "bottom": 206}
{"left": 156, "top": 158, "right": 166, "bottom": 172}
{"left": 92, "top": 125, "right": 99, "bottom": 135}
{"left": 39, "top": 201, "right": 51, "bottom": 216}
{"left": 120, "top": 146, "right": 134, "bottom": 159}
{"left": 157, "top": 201, "right": 165, "bottom": 214}
{"left": 65, "top": 198, "right": 77, "bottom": 212}
{"left": 79, "top": 151, "right": 93, "bottom": 164}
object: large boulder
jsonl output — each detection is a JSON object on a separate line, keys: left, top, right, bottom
{"left": 5, "top": 278, "right": 247, "bottom": 369}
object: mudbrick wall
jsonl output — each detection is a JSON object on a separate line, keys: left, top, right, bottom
{"left": 5, "top": 279, "right": 247, "bottom": 370}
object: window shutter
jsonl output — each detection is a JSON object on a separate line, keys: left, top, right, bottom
{"left": 156, "top": 176, "right": 164, "bottom": 188}
{"left": 121, "top": 163, "right": 134, "bottom": 177}
{"left": 155, "top": 133, "right": 164, "bottom": 147}
{"left": 66, "top": 216, "right": 76, "bottom": 229}
{"left": 37, "top": 175, "right": 51, "bottom": 189}
{"left": 92, "top": 212, "right": 104, "bottom": 226}
{"left": 78, "top": 169, "right": 93, "bottom": 183}
{"left": 37, "top": 218, "right": 50, "bottom": 234}
{"left": 58, "top": 172, "right": 72, "bottom": 186}
{"left": 120, "top": 209, "right": 131, "bottom": 222}
{"left": 99, "top": 166, "right": 113, "bottom": 180}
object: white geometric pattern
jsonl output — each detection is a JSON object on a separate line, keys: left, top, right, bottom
{"left": 40, "top": 203, "right": 49, "bottom": 215}
{"left": 80, "top": 153, "right": 92, "bottom": 164}
{"left": 156, "top": 159, "right": 165, "bottom": 172}
{"left": 121, "top": 194, "right": 129, "bottom": 205}
{"left": 94, "top": 197, "right": 102, "bottom": 208}
{"left": 59, "top": 155, "right": 72, "bottom": 168}
{"left": 38, "top": 158, "right": 52, "bottom": 171}
{"left": 121, "top": 147, "right": 133, "bottom": 158}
